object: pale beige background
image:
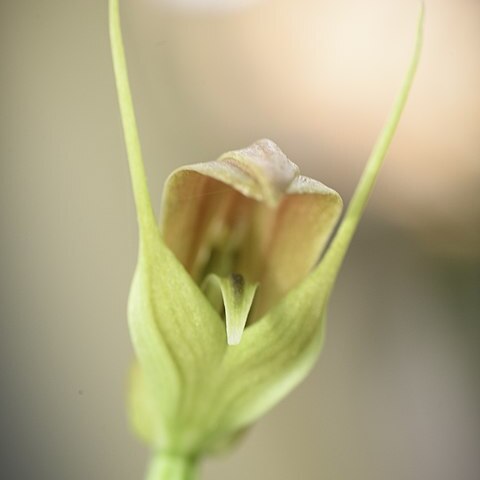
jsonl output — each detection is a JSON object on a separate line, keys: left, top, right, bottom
{"left": 1, "top": 0, "right": 479, "bottom": 479}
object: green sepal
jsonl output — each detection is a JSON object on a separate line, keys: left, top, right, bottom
{"left": 110, "top": 0, "right": 228, "bottom": 453}
{"left": 196, "top": 3, "right": 425, "bottom": 442}
{"left": 128, "top": 230, "right": 227, "bottom": 452}
{"left": 128, "top": 362, "right": 157, "bottom": 444}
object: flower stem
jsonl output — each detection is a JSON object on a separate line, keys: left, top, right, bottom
{"left": 145, "top": 454, "right": 199, "bottom": 480}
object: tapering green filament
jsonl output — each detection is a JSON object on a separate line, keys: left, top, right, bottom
{"left": 318, "top": 3, "right": 425, "bottom": 289}
{"left": 109, "top": 0, "right": 156, "bottom": 236}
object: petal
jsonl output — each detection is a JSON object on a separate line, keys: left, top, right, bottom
{"left": 161, "top": 139, "right": 342, "bottom": 316}
{"left": 160, "top": 139, "right": 298, "bottom": 279}
{"left": 111, "top": 0, "right": 228, "bottom": 451}
{"left": 252, "top": 175, "right": 342, "bottom": 318}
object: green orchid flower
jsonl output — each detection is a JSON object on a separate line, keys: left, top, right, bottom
{"left": 109, "top": 1, "right": 424, "bottom": 479}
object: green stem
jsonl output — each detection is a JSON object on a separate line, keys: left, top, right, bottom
{"left": 318, "top": 3, "right": 424, "bottom": 287}
{"left": 109, "top": 0, "right": 157, "bottom": 237}
{"left": 145, "top": 454, "right": 199, "bottom": 480}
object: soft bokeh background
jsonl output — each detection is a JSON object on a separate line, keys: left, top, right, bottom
{"left": 1, "top": 0, "right": 479, "bottom": 478}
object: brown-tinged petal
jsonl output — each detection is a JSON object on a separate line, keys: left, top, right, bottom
{"left": 161, "top": 139, "right": 342, "bottom": 317}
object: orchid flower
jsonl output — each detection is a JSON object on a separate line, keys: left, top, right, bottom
{"left": 109, "top": 1, "right": 424, "bottom": 479}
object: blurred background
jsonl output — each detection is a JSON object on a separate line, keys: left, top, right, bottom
{"left": 1, "top": 0, "right": 479, "bottom": 478}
